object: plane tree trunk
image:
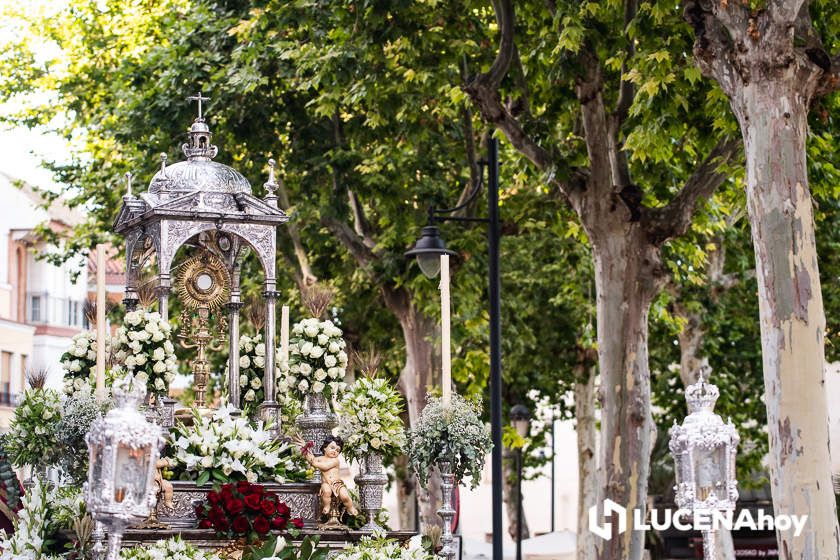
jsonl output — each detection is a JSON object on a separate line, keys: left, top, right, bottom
{"left": 687, "top": 2, "right": 840, "bottom": 555}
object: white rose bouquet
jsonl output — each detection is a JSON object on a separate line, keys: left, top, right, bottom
{"left": 60, "top": 330, "right": 111, "bottom": 395}
{"left": 333, "top": 535, "right": 434, "bottom": 560}
{"left": 4, "top": 388, "right": 62, "bottom": 469}
{"left": 336, "top": 377, "right": 407, "bottom": 463}
{"left": 279, "top": 318, "right": 348, "bottom": 400}
{"left": 171, "top": 405, "right": 310, "bottom": 486}
{"left": 114, "top": 309, "right": 178, "bottom": 398}
{"left": 229, "top": 333, "right": 281, "bottom": 410}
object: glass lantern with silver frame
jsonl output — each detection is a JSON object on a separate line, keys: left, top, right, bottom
{"left": 85, "top": 375, "right": 164, "bottom": 560}
{"left": 668, "top": 372, "right": 739, "bottom": 560}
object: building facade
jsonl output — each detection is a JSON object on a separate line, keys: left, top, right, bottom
{"left": 0, "top": 172, "right": 88, "bottom": 424}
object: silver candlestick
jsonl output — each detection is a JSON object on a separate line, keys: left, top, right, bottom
{"left": 437, "top": 459, "right": 456, "bottom": 560}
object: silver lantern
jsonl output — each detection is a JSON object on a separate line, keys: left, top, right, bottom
{"left": 85, "top": 376, "right": 164, "bottom": 560}
{"left": 668, "top": 373, "right": 739, "bottom": 560}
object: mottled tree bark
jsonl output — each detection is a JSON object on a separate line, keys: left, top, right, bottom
{"left": 575, "top": 362, "right": 598, "bottom": 560}
{"left": 687, "top": 2, "right": 840, "bottom": 556}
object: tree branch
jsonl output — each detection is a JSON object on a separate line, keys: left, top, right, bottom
{"left": 768, "top": 0, "right": 807, "bottom": 25}
{"left": 276, "top": 176, "right": 317, "bottom": 286}
{"left": 684, "top": 1, "right": 745, "bottom": 97}
{"left": 485, "top": 0, "right": 516, "bottom": 89}
{"left": 613, "top": 0, "right": 638, "bottom": 126}
{"left": 321, "top": 215, "right": 379, "bottom": 269}
{"left": 644, "top": 137, "right": 741, "bottom": 244}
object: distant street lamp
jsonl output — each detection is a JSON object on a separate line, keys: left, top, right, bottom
{"left": 406, "top": 133, "right": 505, "bottom": 560}
{"left": 510, "top": 404, "right": 531, "bottom": 560}
{"left": 668, "top": 372, "right": 739, "bottom": 560}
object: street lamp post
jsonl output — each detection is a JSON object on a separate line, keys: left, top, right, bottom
{"left": 405, "top": 133, "right": 504, "bottom": 560}
{"left": 510, "top": 404, "right": 531, "bottom": 560}
{"left": 668, "top": 372, "right": 739, "bottom": 560}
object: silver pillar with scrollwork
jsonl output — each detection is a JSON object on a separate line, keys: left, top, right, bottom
{"left": 437, "top": 459, "right": 456, "bottom": 560}
{"left": 157, "top": 274, "right": 171, "bottom": 320}
{"left": 260, "top": 285, "right": 281, "bottom": 435}
{"left": 226, "top": 300, "right": 243, "bottom": 410}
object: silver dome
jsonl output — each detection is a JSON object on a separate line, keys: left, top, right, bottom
{"left": 148, "top": 159, "right": 252, "bottom": 195}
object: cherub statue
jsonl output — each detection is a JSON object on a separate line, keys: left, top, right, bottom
{"left": 154, "top": 457, "right": 175, "bottom": 509}
{"left": 294, "top": 434, "right": 358, "bottom": 518}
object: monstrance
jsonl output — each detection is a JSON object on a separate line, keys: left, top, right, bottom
{"left": 176, "top": 251, "right": 229, "bottom": 409}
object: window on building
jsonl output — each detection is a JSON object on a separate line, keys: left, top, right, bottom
{"left": 30, "top": 295, "right": 41, "bottom": 322}
{"left": 0, "top": 352, "right": 11, "bottom": 406}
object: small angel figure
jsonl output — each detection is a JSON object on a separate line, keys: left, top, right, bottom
{"left": 295, "top": 434, "right": 358, "bottom": 517}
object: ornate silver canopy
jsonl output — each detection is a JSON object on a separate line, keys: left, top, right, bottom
{"left": 112, "top": 92, "right": 288, "bottom": 423}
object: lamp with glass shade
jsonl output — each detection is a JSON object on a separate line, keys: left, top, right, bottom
{"left": 85, "top": 375, "right": 164, "bottom": 560}
{"left": 404, "top": 226, "right": 457, "bottom": 278}
{"left": 668, "top": 372, "right": 739, "bottom": 560}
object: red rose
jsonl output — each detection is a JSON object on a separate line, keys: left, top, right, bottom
{"left": 291, "top": 518, "right": 304, "bottom": 529}
{"left": 209, "top": 505, "right": 224, "bottom": 521}
{"left": 220, "top": 486, "right": 234, "bottom": 502}
{"left": 208, "top": 491, "right": 221, "bottom": 505}
{"left": 276, "top": 503, "right": 290, "bottom": 517}
{"left": 236, "top": 481, "right": 251, "bottom": 494}
{"left": 226, "top": 498, "right": 245, "bottom": 515}
{"left": 271, "top": 516, "right": 288, "bottom": 530}
{"left": 214, "top": 518, "right": 229, "bottom": 532}
{"left": 251, "top": 485, "right": 265, "bottom": 495}
{"left": 253, "top": 515, "right": 270, "bottom": 535}
{"left": 260, "top": 499, "right": 276, "bottom": 516}
{"left": 232, "top": 515, "right": 250, "bottom": 534}
{"left": 221, "top": 483, "right": 234, "bottom": 492}
{"left": 199, "top": 519, "right": 213, "bottom": 529}
{"left": 244, "top": 493, "right": 262, "bottom": 511}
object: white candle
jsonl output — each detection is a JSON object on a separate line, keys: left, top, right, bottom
{"left": 280, "top": 305, "right": 290, "bottom": 365}
{"left": 95, "top": 244, "right": 107, "bottom": 399}
{"left": 440, "top": 254, "right": 451, "bottom": 405}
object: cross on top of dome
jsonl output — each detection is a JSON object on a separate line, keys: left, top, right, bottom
{"left": 183, "top": 91, "right": 218, "bottom": 161}
{"left": 187, "top": 92, "right": 210, "bottom": 120}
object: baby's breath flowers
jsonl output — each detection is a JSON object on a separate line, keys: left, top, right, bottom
{"left": 407, "top": 394, "right": 492, "bottom": 489}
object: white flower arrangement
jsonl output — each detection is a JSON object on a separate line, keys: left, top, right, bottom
{"left": 171, "top": 404, "right": 309, "bottom": 485}
{"left": 228, "top": 333, "right": 282, "bottom": 410}
{"left": 119, "top": 536, "right": 221, "bottom": 560}
{"left": 336, "top": 377, "right": 407, "bottom": 463}
{"left": 5, "top": 389, "right": 62, "bottom": 470}
{"left": 332, "top": 535, "right": 433, "bottom": 560}
{"left": 279, "top": 318, "right": 348, "bottom": 399}
{"left": 60, "top": 330, "right": 111, "bottom": 395}
{"left": 0, "top": 478, "right": 62, "bottom": 560}
{"left": 114, "top": 310, "right": 178, "bottom": 397}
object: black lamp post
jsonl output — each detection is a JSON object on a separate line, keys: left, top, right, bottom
{"left": 405, "top": 133, "right": 504, "bottom": 560}
{"left": 510, "top": 404, "right": 531, "bottom": 560}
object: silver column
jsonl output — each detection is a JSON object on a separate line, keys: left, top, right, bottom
{"left": 260, "top": 282, "right": 281, "bottom": 435}
{"left": 157, "top": 273, "right": 171, "bottom": 320}
{"left": 226, "top": 300, "right": 243, "bottom": 410}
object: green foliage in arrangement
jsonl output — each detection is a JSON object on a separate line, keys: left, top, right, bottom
{"left": 407, "top": 394, "right": 491, "bottom": 489}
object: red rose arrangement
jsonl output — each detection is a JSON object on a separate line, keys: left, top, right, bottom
{"left": 195, "top": 481, "right": 305, "bottom": 542}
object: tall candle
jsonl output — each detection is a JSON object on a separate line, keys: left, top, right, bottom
{"left": 440, "top": 254, "right": 451, "bottom": 405}
{"left": 95, "top": 244, "right": 107, "bottom": 400}
{"left": 280, "top": 305, "right": 290, "bottom": 365}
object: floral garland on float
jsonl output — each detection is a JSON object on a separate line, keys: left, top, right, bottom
{"left": 118, "top": 536, "right": 221, "bottom": 560}
{"left": 114, "top": 309, "right": 178, "bottom": 399}
{"left": 171, "top": 405, "right": 310, "bottom": 486}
